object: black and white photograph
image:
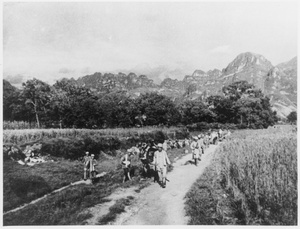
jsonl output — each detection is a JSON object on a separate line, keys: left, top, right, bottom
{"left": 2, "top": 1, "right": 298, "bottom": 226}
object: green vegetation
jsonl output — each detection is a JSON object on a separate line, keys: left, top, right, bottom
{"left": 4, "top": 184, "right": 115, "bottom": 225}
{"left": 4, "top": 78, "right": 277, "bottom": 129}
{"left": 3, "top": 143, "right": 188, "bottom": 225}
{"left": 3, "top": 127, "right": 187, "bottom": 145}
{"left": 3, "top": 160, "right": 82, "bottom": 212}
{"left": 185, "top": 126, "right": 297, "bottom": 225}
{"left": 287, "top": 111, "right": 297, "bottom": 124}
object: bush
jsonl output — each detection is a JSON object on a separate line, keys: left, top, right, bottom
{"left": 187, "top": 122, "right": 239, "bottom": 131}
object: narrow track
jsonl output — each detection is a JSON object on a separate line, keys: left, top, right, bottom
{"left": 111, "top": 144, "right": 218, "bottom": 225}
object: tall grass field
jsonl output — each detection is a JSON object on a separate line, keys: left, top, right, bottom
{"left": 3, "top": 126, "right": 185, "bottom": 145}
{"left": 185, "top": 125, "right": 297, "bottom": 225}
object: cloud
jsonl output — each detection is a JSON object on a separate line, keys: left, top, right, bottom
{"left": 210, "top": 45, "right": 231, "bottom": 54}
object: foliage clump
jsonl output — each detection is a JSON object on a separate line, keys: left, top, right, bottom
{"left": 4, "top": 79, "right": 277, "bottom": 129}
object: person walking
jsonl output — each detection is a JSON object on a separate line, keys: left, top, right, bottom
{"left": 162, "top": 140, "right": 168, "bottom": 151}
{"left": 83, "top": 151, "right": 90, "bottom": 180}
{"left": 153, "top": 143, "right": 171, "bottom": 188}
{"left": 190, "top": 137, "right": 200, "bottom": 166}
{"left": 146, "top": 141, "right": 157, "bottom": 179}
{"left": 139, "top": 144, "right": 150, "bottom": 179}
{"left": 198, "top": 134, "right": 205, "bottom": 155}
{"left": 89, "top": 154, "right": 97, "bottom": 179}
{"left": 203, "top": 133, "right": 209, "bottom": 149}
{"left": 121, "top": 149, "right": 134, "bottom": 183}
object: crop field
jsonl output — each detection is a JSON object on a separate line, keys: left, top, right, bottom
{"left": 185, "top": 125, "right": 297, "bottom": 225}
{"left": 3, "top": 121, "right": 39, "bottom": 130}
{"left": 3, "top": 126, "right": 185, "bottom": 145}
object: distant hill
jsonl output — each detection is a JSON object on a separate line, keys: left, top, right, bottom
{"left": 6, "top": 52, "right": 297, "bottom": 119}
{"left": 73, "top": 52, "right": 297, "bottom": 118}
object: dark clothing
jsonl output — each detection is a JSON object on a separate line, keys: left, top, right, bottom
{"left": 147, "top": 147, "right": 156, "bottom": 163}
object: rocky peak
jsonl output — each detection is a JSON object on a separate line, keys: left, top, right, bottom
{"left": 183, "top": 75, "right": 197, "bottom": 84}
{"left": 207, "top": 69, "right": 221, "bottom": 78}
{"left": 160, "top": 78, "right": 183, "bottom": 89}
{"left": 192, "top": 70, "right": 207, "bottom": 77}
{"left": 76, "top": 72, "right": 157, "bottom": 93}
{"left": 277, "top": 56, "right": 297, "bottom": 70}
{"left": 223, "top": 52, "right": 273, "bottom": 75}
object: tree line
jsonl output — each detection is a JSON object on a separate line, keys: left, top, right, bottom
{"left": 3, "top": 78, "right": 278, "bottom": 129}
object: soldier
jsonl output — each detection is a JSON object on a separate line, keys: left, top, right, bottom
{"left": 198, "top": 134, "right": 205, "bottom": 155}
{"left": 203, "top": 133, "right": 208, "bottom": 149}
{"left": 162, "top": 140, "right": 168, "bottom": 151}
{"left": 218, "top": 129, "right": 223, "bottom": 141}
{"left": 146, "top": 141, "right": 157, "bottom": 179}
{"left": 139, "top": 144, "right": 150, "bottom": 179}
{"left": 89, "top": 154, "right": 97, "bottom": 179}
{"left": 190, "top": 136, "right": 200, "bottom": 166}
{"left": 83, "top": 151, "right": 90, "bottom": 180}
{"left": 121, "top": 149, "right": 134, "bottom": 183}
{"left": 153, "top": 143, "right": 171, "bottom": 188}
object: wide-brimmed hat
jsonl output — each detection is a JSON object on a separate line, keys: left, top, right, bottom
{"left": 157, "top": 143, "right": 163, "bottom": 148}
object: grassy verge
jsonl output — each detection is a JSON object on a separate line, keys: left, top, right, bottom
{"left": 3, "top": 180, "right": 117, "bottom": 225}
{"left": 3, "top": 159, "right": 82, "bottom": 212}
{"left": 185, "top": 126, "right": 297, "bottom": 225}
{"left": 185, "top": 151, "right": 238, "bottom": 225}
{"left": 3, "top": 145, "right": 189, "bottom": 225}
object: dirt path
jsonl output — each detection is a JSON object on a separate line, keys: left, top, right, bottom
{"left": 112, "top": 144, "right": 218, "bottom": 225}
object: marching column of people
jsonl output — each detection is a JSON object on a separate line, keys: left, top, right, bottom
{"left": 81, "top": 128, "right": 231, "bottom": 186}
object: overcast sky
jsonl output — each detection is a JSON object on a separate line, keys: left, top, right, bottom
{"left": 3, "top": 2, "right": 298, "bottom": 84}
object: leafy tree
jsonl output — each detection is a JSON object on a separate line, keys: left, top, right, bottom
{"left": 98, "top": 91, "right": 138, "bottom": 128}
{"left": 222, "top": 81, "right": 257, "bottom": 101}
{"left": 21, "top": 78, "right": 52, "bottom": 128}
{"left": 3, "top": 80, "right": 34, "bottom": 124}
{"left": 207, "top": 95, "right": 235, "bottom": 123}
{"left": 208, "top": 81, "right": 277, "bottom": 128}
{"left": 135, "top": 92, "right": 181, "bottom": 126}
{"left": 52, "top": 79, "right": 100, "bottom": 128}
{"left": 177, "top": 99, "right": 216, "bottom": 124}
{"left": 3, "top": 80, "right": 19, "bottom": 120}
{"left": 287, "top": 111, "right": 297, "bottom": 124}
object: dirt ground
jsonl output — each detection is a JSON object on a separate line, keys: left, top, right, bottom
{"left": 110, "top": 144, "right": 218, "bottom": 225}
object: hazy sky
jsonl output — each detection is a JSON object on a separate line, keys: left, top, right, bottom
{"left": 3, "top": 2, "right": 298, "bottom": 84}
